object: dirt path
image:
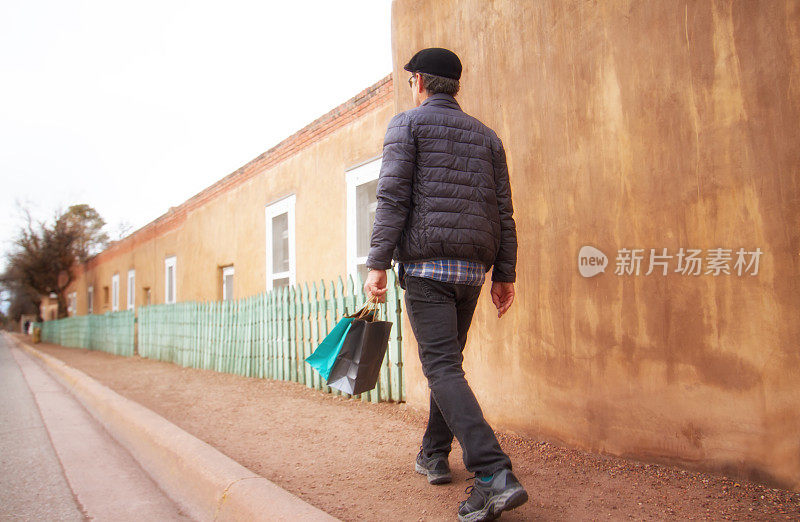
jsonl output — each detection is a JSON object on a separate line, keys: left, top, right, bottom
{"left": 24, "top": 338, "right": 799, "bottom": 521}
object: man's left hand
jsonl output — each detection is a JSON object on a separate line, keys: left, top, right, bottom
{"left": 364, "top": 269, "right": 387, "bottom": 302}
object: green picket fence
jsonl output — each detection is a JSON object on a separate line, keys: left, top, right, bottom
{"left": 138, "top": 270, "right": 405, "bottom": 403}
{"left": 38, "top": 310, "right": 135, "bottom": 356}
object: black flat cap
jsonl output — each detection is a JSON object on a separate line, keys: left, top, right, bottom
{"left": 403, "top": 48, "right": 462, "bottom": 80}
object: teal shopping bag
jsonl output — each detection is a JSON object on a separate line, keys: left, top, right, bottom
{"left": 305, "top": 317, "right": 354, "bottom": 380}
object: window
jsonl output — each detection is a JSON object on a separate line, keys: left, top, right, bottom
{"left": 265, "top": 195, "right": 296, "bottom": 290}
{"left": 144, "top": 287, "right": 151, "bottom": 306}
{"left": 164, "top": 256, "right": 177, "bottom": 304}
{"left": 87, "top": 286, "right": 93, "bottom": 314}
{"left": 67, "top": 292, "right": 77, "bottom": 316}
{"left": 127, "top": 269, "right": 135, "bottom": 310}
{"left": 111, "top": 274, "right": 120, "bottom": 312}
{"left": 346, "top": 158, "right": 380, "bottom": 283}
{"left": 222, "top": 266, "right": 234, "bottom": 301}
{"left": 103, "top": 286, "right": 109, "bottom": 307}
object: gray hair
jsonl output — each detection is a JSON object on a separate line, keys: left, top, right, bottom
{"left": 419, "top": 72, "right": 460, "bottom": 96}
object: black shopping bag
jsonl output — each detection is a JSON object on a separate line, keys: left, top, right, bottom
{"left": 326, "top": 297, "right": 392, "bottom": 395}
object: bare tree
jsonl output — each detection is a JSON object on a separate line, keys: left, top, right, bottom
{"left": 62, "top": 204, "right": 109, "bottom": 263}
{"left": 112, "top": 220, "right": 134, "bottom": 241}
{"left": 1, "top": 204, "right": 109, "bottom": 320}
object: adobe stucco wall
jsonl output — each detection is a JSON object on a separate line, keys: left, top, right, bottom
{"left": 393, "top": 1, "right": 800, "bottom": 489}
{"left": 67, "top": 77, "right": 394, "bottom": 315}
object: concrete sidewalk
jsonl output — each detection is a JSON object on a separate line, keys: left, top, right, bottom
{"left": 1, "top": 333, "right": 85, "bottom": 520}
{"left": 3, "top": 333, "right": 339, "bottom": 522}
{"left": 1, "top": 333, "right": 191, "bottom": 521}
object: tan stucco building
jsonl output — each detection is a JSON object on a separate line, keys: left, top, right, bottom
{"left": 59, "top": 76, "right": 394, "bottom": 317}
{"left": 53, "top": 1, "right": 800, "bottom": 491}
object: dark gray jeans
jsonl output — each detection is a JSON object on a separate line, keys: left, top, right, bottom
{"left": 401, "top": 273, "right": 512, "bottom": 477}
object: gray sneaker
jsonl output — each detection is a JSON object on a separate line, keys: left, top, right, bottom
{"left": 414, "top": 449, "right": 452, "bottom": 485}
{"left": 457, "top": 469, "right": 528, "bottom": 522}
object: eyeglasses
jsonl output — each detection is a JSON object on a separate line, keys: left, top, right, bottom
{"left": 407, "top": 74, "right": 416, "bottom": 87}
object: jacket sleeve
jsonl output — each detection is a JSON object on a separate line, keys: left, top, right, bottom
{"left": 366, "top": 113, "right": 415, "bottom": 270}
{"left": 491, "top": 136, "right": 518, "bottom": 282}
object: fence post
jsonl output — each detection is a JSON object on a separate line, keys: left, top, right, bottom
{"left": 300, "top": 283, "right": 310, "bottom": 387}
{"left": 334, "top": 277, "right": 346, "bottom": 397}
{"left": 308, "top": 282, "right": 319, "bottom": 390}
{"left": 267, "top": 289, "right": 274, "bottom": 380}
{"left": 258, "top": 292, "right": 265, "bottom": 379}
{"left": 324, "top": 279, "right": 336, "bottom": 395}
{"left": 288, "top": 286, "right": 297, "bottom": 384}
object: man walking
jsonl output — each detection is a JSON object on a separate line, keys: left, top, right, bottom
{"left": 363, "top": 48, "right": 527, "bottom": 521}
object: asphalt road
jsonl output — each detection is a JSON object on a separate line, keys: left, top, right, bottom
{"left": 0, "top": 334, "right": 193, "bottom": 521}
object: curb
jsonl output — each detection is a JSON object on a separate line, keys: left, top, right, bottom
{"left": 5, "top": 333, "right": 339, "bottom": 522}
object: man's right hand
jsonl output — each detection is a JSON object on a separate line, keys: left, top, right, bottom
{"left": 490, "top": 281, "right": 515, "bottom": 318}
{"left": 364, "top": 269, "right": 387, "bottom": 303}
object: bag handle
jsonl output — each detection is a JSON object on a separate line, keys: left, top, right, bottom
{"left": 354, "top": 294, "right": 382, "bottom": 321}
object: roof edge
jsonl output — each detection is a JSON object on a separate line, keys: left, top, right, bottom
{"left": 86, "top": 73, "right": 394, "bottom": 270}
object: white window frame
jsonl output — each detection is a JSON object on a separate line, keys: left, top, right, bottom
{"left": 222, "top": 266, "right": 235, "bottom": 301}
{"left": 127, "top": 269, "right": 136, "bottom": 310}
{"left": 111, "top": 274, "right": 120, "bottom": 312}
{"left": 87, "top": 286, "right": 93, "bottom": 314}
{"left": 346, "top": 158, "right": 381, "bottom": 279}
{"left": 265, "top": 194, "right": 296, "bottom": 291}
{"left": 164, "top": 256, "right": 177, "bottom": 304}
{"left": 68, "top": 291, "right": 77, "bottom": 316}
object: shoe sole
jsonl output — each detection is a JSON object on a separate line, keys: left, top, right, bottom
{"left": 457, "top": 485, "right": 529, "bottom": 522}
{"left": 414, "top": 462, "right": 452, "bottom": 485}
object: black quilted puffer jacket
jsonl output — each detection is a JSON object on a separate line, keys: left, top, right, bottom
{"left": 366, "top": 93, "right": 517, "bottom": 283}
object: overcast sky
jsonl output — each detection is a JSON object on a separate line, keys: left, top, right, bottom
{"left": 0, "top": 0, "right": 393, "bottom": 265}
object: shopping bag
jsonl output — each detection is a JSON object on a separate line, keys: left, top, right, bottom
{"left": 305, "top": 317, "right": 355, "bottom": 380}
{"left": 304, "top": 298, "right": 380, "bottom": 380}
{"left": 325, "top": 297, "right": 393, "bottom": 395}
